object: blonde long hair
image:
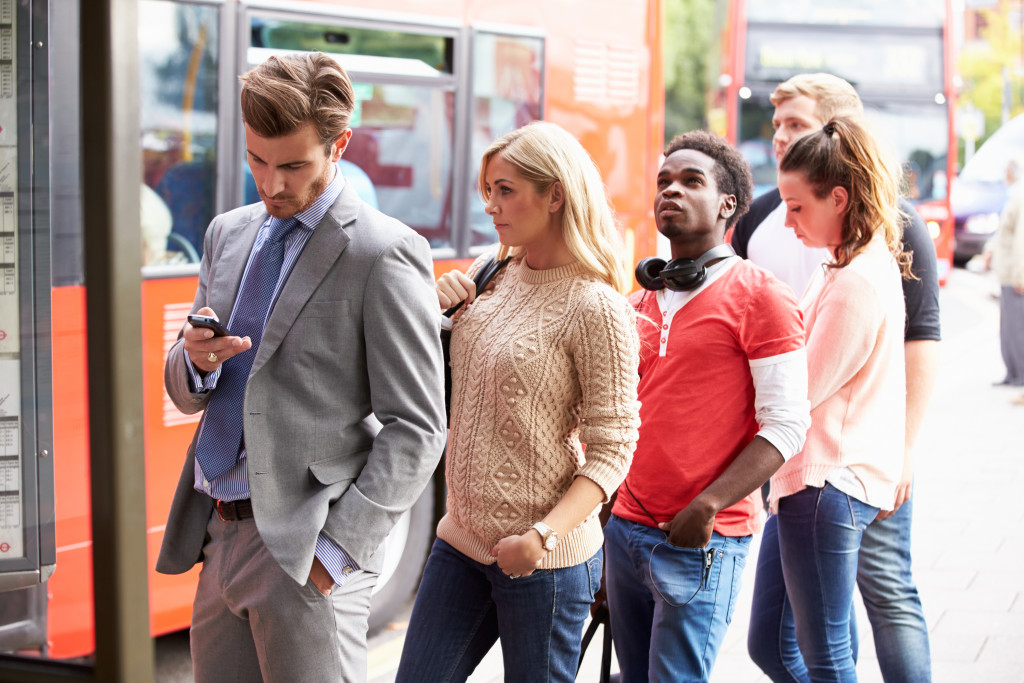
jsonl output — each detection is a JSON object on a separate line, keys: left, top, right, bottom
{"left": 479, "top": 122, "right": 629, "bottom": 294}
{"left": 780, "top": 116, "right": 912, "bottom": 276}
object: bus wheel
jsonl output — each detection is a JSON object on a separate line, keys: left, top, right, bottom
{"left": 367, "top": 483, "right": 435, "bottom": 634}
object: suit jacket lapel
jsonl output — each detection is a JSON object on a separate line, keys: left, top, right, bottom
{"left": 251, "top": 183, "right": 360, "bottom": 377}
{"left": 208, "top": 205, "right": 264, "bottom": 323}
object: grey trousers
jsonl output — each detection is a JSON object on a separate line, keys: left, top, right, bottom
{"left": 190, "top": 512, "right": 377, "bottom": 683}
{"left": 1000, "top": 286, "right": 1024, "bottom": 385}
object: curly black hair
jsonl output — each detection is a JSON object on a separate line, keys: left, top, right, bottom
{"left": 664, "top": 131, "right": 754, "bottom": 229}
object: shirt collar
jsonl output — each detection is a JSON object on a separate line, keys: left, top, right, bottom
{"left": 292, "top": 163, "right": 346, "bottom": 230}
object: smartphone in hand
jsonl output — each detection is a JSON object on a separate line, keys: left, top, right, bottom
{"left": 187, "top": 314, "right": 231, "bottom": 337}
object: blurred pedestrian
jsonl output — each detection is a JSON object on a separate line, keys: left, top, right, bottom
{"left": 747, "top": 116, "right": 912, "bottom": 682}
{"left": 605, "top": 130, "right": 810, "bottom": 683}
{"left": 736, "top": 73, "right": 939, "bottom": 683}
{"left": 395, "top": 121, "right": 640, "bottom": 683}
{"left": 159, "top": 53, "right": 446, "bottom": 682}
{"left": 992, "top": 156, "right": 1024, "bottom": 392}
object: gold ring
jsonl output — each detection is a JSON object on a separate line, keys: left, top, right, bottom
{"left": 207, "top": 352, "right": 218, "bottom": 363}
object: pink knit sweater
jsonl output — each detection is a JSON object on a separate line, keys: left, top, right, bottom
{"left": 770, "top": 235, "right": 906, "bottom": 510}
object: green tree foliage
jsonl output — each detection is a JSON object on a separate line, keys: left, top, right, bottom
{"left": 664, "top": 0, "right": 717, "bottom": 144}
{"left": 959, "top": 1, "right": 1024, "bottom": 149}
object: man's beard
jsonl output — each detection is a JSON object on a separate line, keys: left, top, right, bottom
{"left": 263, "top": 161, "right": 333, "bottom": 218}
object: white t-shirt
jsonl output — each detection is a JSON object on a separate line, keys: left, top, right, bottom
{"left": 746, "top": 200, "right": 829, "bottom": 298}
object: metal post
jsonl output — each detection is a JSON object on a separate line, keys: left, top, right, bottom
{"left": 80, "top": 0, "right": 155, "bottom": 681}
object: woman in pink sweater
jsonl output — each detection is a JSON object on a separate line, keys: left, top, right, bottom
{"left": 747, "top": 117, "right": 913, "bottom": 682}
{"left": 396, "top": 122, "right": 640, "bottom": 682}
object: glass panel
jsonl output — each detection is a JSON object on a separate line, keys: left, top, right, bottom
{"left": 744, "top": 26, "right": 944, "bottom": 94}
{"left": 139, "top": 0, "right": 219, "bottom": 267}
{"left": 250, "top": 18, "right": 454, "bottom": 76}
{"left": 737, "top": 98, "right": 950, "bottom": 202}
{"left": 241, "top": 82, "right": 456, "bottom": 249}
{"left": 467, "top": 32, "right": 544, "bottom": 248}
{"left": 735, "top": 99, "right": 778, "bottom": 197}
{"left": 863, "top": 103, "right": 949, "bottom": 202}
{"left": 747, "top": 0, "right": 945, "bottom": 28}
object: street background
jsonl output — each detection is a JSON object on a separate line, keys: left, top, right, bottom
{"left": 156, "top": 266, "right": 1024, "bottom": 681}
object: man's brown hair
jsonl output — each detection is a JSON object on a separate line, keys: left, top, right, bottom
{"left": 239, "top": 52, "right": 355, "bottom": 149}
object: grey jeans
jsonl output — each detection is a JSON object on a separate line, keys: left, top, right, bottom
{"left": 1000, "top": 285, "right": 1024, "bottom": 384}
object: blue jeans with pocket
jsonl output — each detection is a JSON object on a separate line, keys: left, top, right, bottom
{"left": 604, "top": 514, "right": 752, "bottom": 682}
{"left": 748, "top": 484, "right": 879, "bottom": 683}
{"left": 858, "top": 494, "right": 932, "bottom": 682}
{"left": 396, "top": 537, "right": 602, "bottom": 683}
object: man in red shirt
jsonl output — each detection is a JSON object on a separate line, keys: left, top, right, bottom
{"left": 604, "top": 131, "right": 810, "bottom": 682}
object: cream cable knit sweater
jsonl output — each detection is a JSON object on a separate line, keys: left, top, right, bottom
{"left": 437, "top": 256, "right": 640, "bottom": 569}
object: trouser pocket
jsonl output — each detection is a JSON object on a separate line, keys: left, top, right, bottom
{"left": 648, "top": 542, "right": 717, "bottom": 607}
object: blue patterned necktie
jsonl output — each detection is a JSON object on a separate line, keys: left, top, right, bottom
{"left": 194, "top": 217, "right": 299, "bottom": 481}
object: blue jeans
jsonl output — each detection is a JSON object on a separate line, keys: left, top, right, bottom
{"left": 604, "top": 514, "right": 752, "bottom": 683}
{"left": 858, "top": 494, "right": 932, "bottom": 683}
{"left": 396, "top": 538, "right": 602, "bottom": 683}
{"left": 748, "top": 484, "right": 878, "bottom": 683}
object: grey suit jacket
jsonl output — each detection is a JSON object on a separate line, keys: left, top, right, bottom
{"left": 157, "top": 183, "right": 447, "bottom": 584}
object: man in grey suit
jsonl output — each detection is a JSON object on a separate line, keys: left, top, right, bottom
{"left": 158, "top": 53, "right": 447, "bottom": 682}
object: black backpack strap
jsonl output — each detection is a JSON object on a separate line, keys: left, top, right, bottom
{"left": 443, "top": 255, "right": 511, "bottom": 318}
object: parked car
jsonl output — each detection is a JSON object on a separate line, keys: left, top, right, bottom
{"left": 951, "top": 114, "right": 1024, "bottom": 263}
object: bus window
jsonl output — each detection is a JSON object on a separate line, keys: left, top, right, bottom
{"left": 737, "top": 96, "right": 949, "bottom": 203}
{"left": 863, "top": 103, "right": 948, "bottom": 202}
{"left": 467, "top": 31, "right": 544, "bottom": 249}
{"left": 250, "top": 20, "right": 454, "bottom": 75}
{"left": 746, "top": 0, "right": 945, "bottom": 28}
{"left": 139, "top": 0, "right": 220, "bottom": 267}
{"left": 347, "top": 82, "right": 454, "bottom": 249}
{"left": 743, "top": 26, "right": 943, "bottom": 95}
{"left": 246, "top": 18, "right": 457, "bottom": 249}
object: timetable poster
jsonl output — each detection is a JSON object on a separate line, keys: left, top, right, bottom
{"left": 0, "top": 1, "right": 12, "bottom": 149}
{"left": 0, "top": 0, "right": 21, "bottom": 560}
{"left": 0, "top": 359, "right": 21, "bottom": 559}
{"left": 0, "top": 0, "right": 14, "bottom": 357}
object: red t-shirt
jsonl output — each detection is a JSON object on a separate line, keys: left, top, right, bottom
{"left": 612, "top": 260, "right": 804, "bottom": 536}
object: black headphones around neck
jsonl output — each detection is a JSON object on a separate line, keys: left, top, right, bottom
{"left": 635, "top": 244, "right": 737, "bottom": 292}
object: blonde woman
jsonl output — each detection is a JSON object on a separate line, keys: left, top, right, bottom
{"left": 748, "top": 117, "right": 912, "bottom": 682}
{"left": 396, "top": 121, "right": 640, "bottom": 682}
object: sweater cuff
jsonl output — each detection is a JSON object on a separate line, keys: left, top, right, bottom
{"left": 575, "top": 441, "right": 636, "bottom": 502}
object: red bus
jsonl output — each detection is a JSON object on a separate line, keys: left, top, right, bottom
{"left": 715, "top": 0, "right": 958, "bottom": 282}
{"left": 1, "top": 0, "right": 664, "bottom": 659}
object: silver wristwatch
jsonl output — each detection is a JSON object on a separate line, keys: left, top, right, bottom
{"left": 532, "top": 521, "right": 558, "bottom": 551}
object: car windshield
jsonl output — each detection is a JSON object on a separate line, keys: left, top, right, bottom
{"left": 959, "top": 114, "right": 1024, "bottom": 184}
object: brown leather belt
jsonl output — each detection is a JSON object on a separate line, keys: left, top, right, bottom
{"left": 215, "top": 498, "right": 253, "bottom": 522}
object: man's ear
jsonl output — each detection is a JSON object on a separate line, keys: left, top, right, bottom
{"left": 720, "top": 194, "right": 737, "bottom": 220}
{"left": 831, "top": 186, "right": 849, "bottom": 215}
{"left": 548, "top": 181, "right": 566, "bottom": 213}
{"left": 330, "top": 129, "right": 353, "bottom": 162}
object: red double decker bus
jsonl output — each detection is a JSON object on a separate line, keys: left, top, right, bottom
{"left": 715, "top": 0, "right": 958, "bottom": 282}
{"left": 0, "top": 0, "right": 665, "bottom": 660}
